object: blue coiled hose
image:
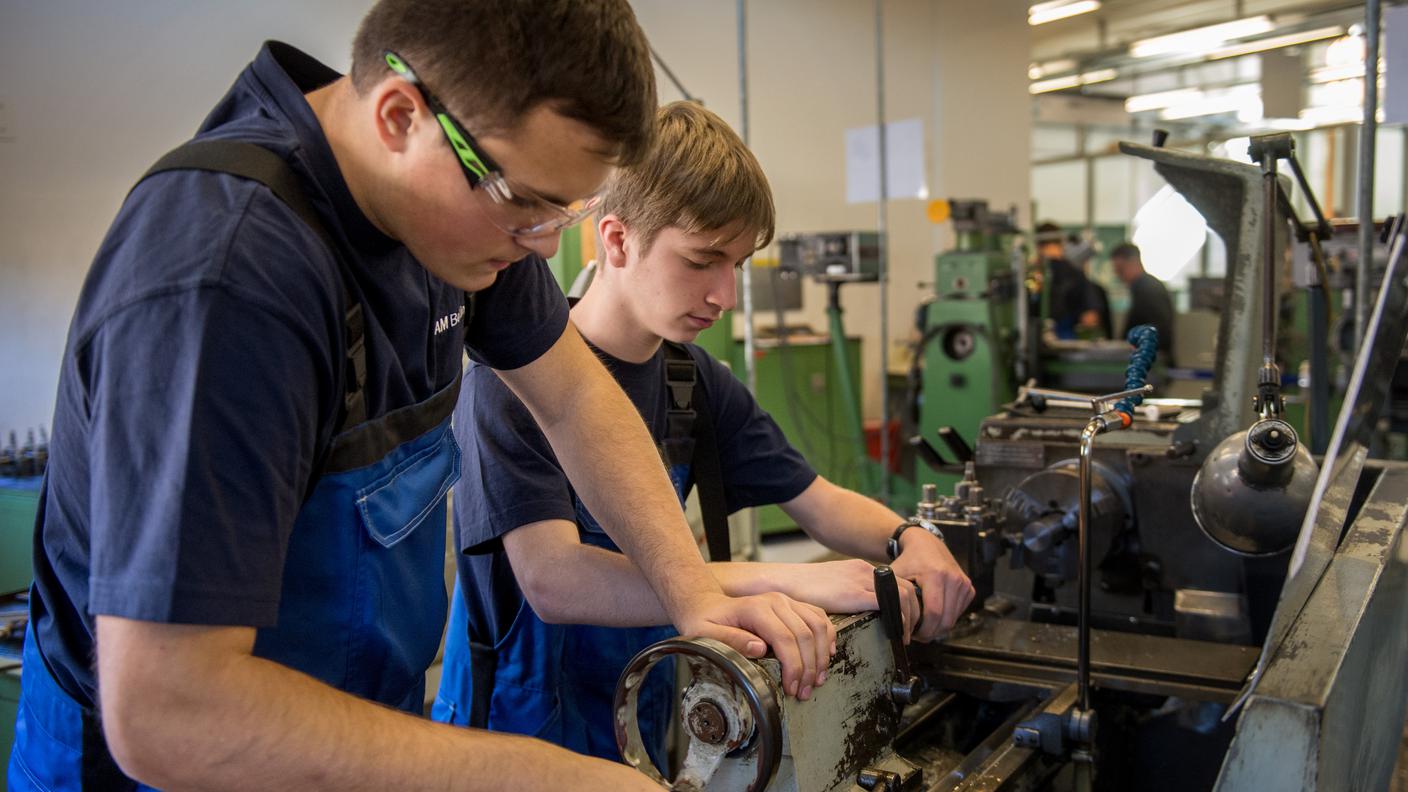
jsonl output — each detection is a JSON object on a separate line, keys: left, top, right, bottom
{"left": 1113, "top": 324, "right": 1159, "bottom": 421}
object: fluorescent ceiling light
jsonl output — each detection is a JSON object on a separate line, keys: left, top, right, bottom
{"left": 1029, "top": 0, "right": 1100, "bottom": 26}
{"left": 1029, "top": 58, "right": 1077, "bottom": 80}
{"left": 1160, "top": 95, "right": 1258, "bottom": 120}
{"left": 1158, "top": 85, "right": 1260, "bottom": 120}
{"left": 1310, "top": 61, "right": 1379, "bottom": 84}
{"left": 1299, "top": 105, "right": 1366, "bottom": 125}
{"left": 1125, "top": 87, "right": 1203, "bottom": 113}
{"left": 1207, "top": 25, "right": 1345, "bottom": 60}
{"left": 1131, "top": 16, "right": 1274, "bottom": 58}
{"left": 1030, "top": 75, "right": 1082, "bottom": 94}
{"left": 1029, "top": 69, "right": 1118, "bottom": 95}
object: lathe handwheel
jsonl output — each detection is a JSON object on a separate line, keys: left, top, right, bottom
{"left": 614, "top": 637, "right": 783, "bottom": 792}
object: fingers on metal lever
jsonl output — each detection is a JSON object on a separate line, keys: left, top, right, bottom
{"left": 874, "top": 566, "right": 925, "bottom": 704}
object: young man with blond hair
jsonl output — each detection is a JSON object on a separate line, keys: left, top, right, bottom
{"left": 11, "top": 3, "right": 833, "bottom": 790}
{"left": 435, "top": 101, "right": 974, "bottom": 765}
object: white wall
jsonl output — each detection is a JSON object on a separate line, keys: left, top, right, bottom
{"left": 0, "top": 0, "right": 1030, "bottom": 431}
{"left": 635, "top": 0, "right": 1032, "bottom": 417}
{"left": 0, "top": 0, "right": 373, "bottom": 432}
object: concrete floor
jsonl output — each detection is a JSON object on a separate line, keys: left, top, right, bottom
{"left": 756, "top": 530, "right": 828, "bottom": 564}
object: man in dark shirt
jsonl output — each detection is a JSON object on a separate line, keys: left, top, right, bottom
{"left": 1036, "top": 222, "right": 1102, "bottom": 339}
{"left": 1111, "top": 242, "right": 1175, "bottom": 363}
{"left": 11, "top": 3, "right": 831, "bottom": 790}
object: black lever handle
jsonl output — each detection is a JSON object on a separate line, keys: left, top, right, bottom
{"left": 873, "top": 566, "right": 911, "bottom": 677}
{"left": 937, "top": 426, "right": 974, "bottom": 464}
{"left": 909, "top": 435, "right": 946, "bottom": 471}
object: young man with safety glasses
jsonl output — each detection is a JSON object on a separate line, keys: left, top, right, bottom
{"left": 434, "top": 101, "right": 975, "bottom": 767}
{"left": 9, "top": 3, "right": 833, "bottom": 790}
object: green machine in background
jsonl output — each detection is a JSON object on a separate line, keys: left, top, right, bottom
{"left": 1, "top": 432, "right": 46, "bottom": 766}
{"left": 909, "top": 201, "right": 1022, "bottom": 495}
{"left": 729, "top": 335, "right": 862, "bottom": 535}
{"left": 722, "top": 252, "right": 868, "bottom": 536}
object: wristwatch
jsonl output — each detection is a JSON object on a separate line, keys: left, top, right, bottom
{"left": 886, "top": 518, "right": 945, "bottom": 561}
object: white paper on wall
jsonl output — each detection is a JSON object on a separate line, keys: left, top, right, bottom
{"left": 845, "top": 118, "right": 927, "bottom": 204}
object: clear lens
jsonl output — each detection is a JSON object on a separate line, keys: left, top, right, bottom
{"left": 473, "top": 173, "right": 601, "bottom": 238}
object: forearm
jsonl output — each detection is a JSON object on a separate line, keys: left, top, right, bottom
{"left": 99, "top": 622, "right": 636, "bottom": 792}
{"left": 523, "top": 340, "right": 719, "bottom": 618}
{"left": 521, "top": 535, "right": 805, "bottom": 625}
{"left": 782, "top": 477, "right": 902, "bottom": 562}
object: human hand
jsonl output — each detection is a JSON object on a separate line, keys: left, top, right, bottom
{"left": 890, "top": 529, "right": 975, "bottom": 642}
{"left": 772, "top": 559, "right": 922, "bottom": 641}
{"left": 675, "top": 591, "right": 835, "bottom": 701}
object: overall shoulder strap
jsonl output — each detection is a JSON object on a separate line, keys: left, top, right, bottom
{"left": 662, "top": 342, "right": 730, "bottom": 562}
{"left": 138, "top": 140, "right": 367, "bottom": 431}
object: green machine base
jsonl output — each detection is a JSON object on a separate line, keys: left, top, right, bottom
{"left": 730, "top": 335, "right": 862, "bottom": 535}
{"left": 914, "top": 226, "right": 1019, "bottom": 498}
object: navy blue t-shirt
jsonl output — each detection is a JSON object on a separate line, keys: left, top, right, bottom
{"left": 454, "top": 340, "right": 817, "bottom": 645}
{"left": 31, "top": 42, "right": 569, "bottom": 708}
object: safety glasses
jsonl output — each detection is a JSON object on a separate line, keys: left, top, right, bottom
{"left": 383, "top": 50, "right": 601, "bottom": 238}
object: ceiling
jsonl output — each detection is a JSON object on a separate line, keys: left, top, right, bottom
{"left": 1027, "top": 1, "right": 1379, "bottom": 132}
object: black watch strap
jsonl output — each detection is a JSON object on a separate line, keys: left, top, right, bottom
{"left": 887, "top": 520, "right": 918, "bottom": 561}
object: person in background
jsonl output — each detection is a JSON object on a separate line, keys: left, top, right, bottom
{"left": 1035, "top": 222, "right": 1102, "bottom": 339}
{"left": 1110, "top": 242, "right": 1175, "bottom": 364}
{"left": 434, "top": 101, "right": 975, "bottom": 766}
{"left": 1066, "top": 233, "right": 1114, "bottom": 340}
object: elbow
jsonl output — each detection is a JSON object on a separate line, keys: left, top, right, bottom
{"left": 101, "top": 689, "right": 179, "bottom": 788}
{"left": 518, "top": 566, "right": 573, "bottom": 625}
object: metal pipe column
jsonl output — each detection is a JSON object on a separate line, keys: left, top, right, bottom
{"left": 1076, "top": 421, "right": 1098, "bottom": 712}
{"left": 736, "top": 0, "right": 760, "bottom": 556}
{"left": 1357, "top": 0, "right": 1381, "bottom": 352}
{"left": 736, "top": 0, "right": 757, "bottom": 398}
{"left": 874, "top": 0, "right": 891, "bottom": 504}
{"left": 1262, "top": 156, "right": 1279, "bottom": 375}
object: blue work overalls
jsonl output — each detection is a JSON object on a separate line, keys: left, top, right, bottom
{"left": 435, "top": 480, "right": 685, "bottom": 766}
{"left": 8, "top": 142, "right": 461, "bottom": 790}
{"left": 434, "top": 343, "right": 728, "bottom": 770}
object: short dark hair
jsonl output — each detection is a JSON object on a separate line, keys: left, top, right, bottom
{"left": 601, "top": 102, "right": 776, "bottom": 255}
{"left": 1035, "top": 221, "right": 1064, "bottom": 244}
{"left": 350, "top": 0, "right": 657, "bottom": 165}
{"left": 1110, "top": 242, "right": 1141, "bottom": 262}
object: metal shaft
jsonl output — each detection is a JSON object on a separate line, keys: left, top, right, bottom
{"left": 874, "top": 0, "right": 891, "bottom": 505}
{"left": 1077, "top": 419, "right": 1100, "bottom": 712}
{"left": 1357, "top": 0, "right": 1381, "bottom": 353}
{"left": 735, "top": 0, "right": 761, "bottom": 551}
{"left": 736, "top": 0, "right": 757, "bottom": 399}
{"left": 1262, "top": 154, "right": 1279, "bottom": 373}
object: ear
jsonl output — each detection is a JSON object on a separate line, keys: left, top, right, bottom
{"left": 370, "top": 77, "right": 424, "bottom": 154}
{"left": 598, "top": 214, "right": 630, "bottom": 269}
